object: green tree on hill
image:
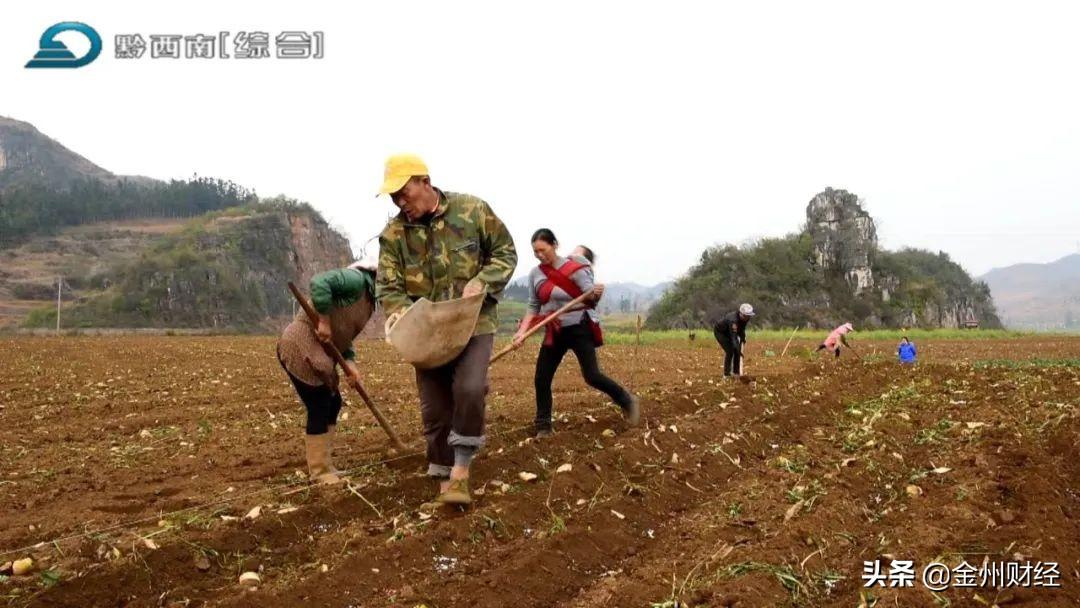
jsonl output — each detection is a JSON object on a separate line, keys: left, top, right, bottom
{"left": 0, "top": 177, "right": 256, "bottom": 248}
{"left": 648, "top": 190, "right": 1001, "bottom": 330}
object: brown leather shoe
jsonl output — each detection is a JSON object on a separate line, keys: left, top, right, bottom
{"left": 435, "top": 478, "right": 472, "bottom": 505}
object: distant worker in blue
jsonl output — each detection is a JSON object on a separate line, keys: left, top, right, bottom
{"left": 897, "top": 336, "right": 917, "bottom": 365}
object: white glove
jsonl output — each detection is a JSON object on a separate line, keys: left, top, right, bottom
{"left": 384, "top": 310, "right": 405, "bottom": 343}
{"left": 348, "top": 254, "right": 378, "bottom": 273}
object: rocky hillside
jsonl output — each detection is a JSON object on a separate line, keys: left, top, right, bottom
{"left": 1, "top": 115, "right": 259, "bottom": 253}
{"left": 805, "top": 188, "right": 877, "bottom": 294}
{"left": 0, "top": 116, "right": 354, "bottom": 331}
{"left": 648, "top": 188, "right": 1001, "bottom": 329}
{"left": 0, "top": 116, "right": 156, "bottom": 189}
{"left": 22, "top": 200, "right": 352, "bottom": 330}
{"left": 980, "top": 254, "right": 1080, "bottom": 330}
{"left": 0, "top": 218, "right": 188, "bottom": 329}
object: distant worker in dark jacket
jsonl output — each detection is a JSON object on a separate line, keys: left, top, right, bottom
{"left": 898, "top": 336, "right": 917, "bottom": 365}
{"left": 277, "top": 262, "right": 376, "bottom": 485}
{"left": 713, "top": 303, "right": 755, "bottom": 377}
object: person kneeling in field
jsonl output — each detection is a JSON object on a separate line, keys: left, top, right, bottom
{"left": 276, "top": 261, "right": 376, "bottom": 484}
{"left": 898, "top": 336, "right": 917, "bottom": 365}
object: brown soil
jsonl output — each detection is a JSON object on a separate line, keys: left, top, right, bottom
{"left": 0, "top": 336, "right": 1077, "bottom": 607}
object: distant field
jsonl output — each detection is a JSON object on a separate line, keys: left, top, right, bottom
{"left": 494, "top": 300, "right": 1072, "bottom": 345}
{"left": 598, "top": 327, "right": 1051, "bottom": 346}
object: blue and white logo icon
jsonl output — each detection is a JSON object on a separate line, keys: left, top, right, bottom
{"left": 25, "top": 22, "right": 102, "bottom": 69}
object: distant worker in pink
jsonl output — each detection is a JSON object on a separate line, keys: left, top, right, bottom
{"left": 815, "top": 322, "right": 855, "bottom": 359}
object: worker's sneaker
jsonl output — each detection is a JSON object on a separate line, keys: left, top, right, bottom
{"left": 623, "top": 396, "right": 641, "bottom": 426}
{"left": 313, "top": 471, "right": 344, "bottom": 485}
{"left": 435, "top": 478, "right": 472, "bottom": 505}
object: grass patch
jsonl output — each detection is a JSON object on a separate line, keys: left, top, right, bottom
{"left": 786, "top": 480, "right": 827, "bottom": 509}
{"left": 161, "top": 508, "right": 228, "bottom": 531}
{"left": 601, "top": 330, "right": 716, "bottom": 346}
{"left": 39, "top": 569, "right": 61, "bottom": 588}
{"left": 712, "top": 562, "right": 846, "bottom": 602}
{"left": 547, "top": 513, "right": 566, "bottom": 535}
{"left": 773, "top": 455, "right": 807, "bottom": 474}
{"left": 914, "top": 419, "right": 955, "bottom": 446}
{"left": 727, "top": 501, "right": 743, "bottom": 520}
{"left": 720, "top": 561, "right": 806, "bottom": 598}
{"left": 973, "top": 358, "right": 1080, "bottom": 369}
{"left": 613, "top": 327, "right": 1038, "bottom": 346}
{"left": 498, "top": 324, "right": 1050, "bottom": 345}
{"left": 772, "top": 446, "right": 811, "bottom": 474}
{"left": 838, "top": 382, "right": 921, "bottom": 452}
{"left": 612, "top": 327, "right": 1037, "bottom": 345}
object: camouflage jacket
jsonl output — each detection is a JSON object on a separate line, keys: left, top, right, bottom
{"left": 376, "top": 189, "right": 517, "bottom": 335}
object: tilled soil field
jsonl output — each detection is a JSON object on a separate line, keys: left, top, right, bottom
{"left": 0, "top": 335, "right": 1077, "bottom": 607}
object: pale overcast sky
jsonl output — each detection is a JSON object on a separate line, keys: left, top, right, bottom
{"left": 3, "top": 1, "right": 1078, "bottom": 284}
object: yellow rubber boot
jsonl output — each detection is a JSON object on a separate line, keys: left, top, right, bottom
{"left": 305, "top": 433, "right": 343, "bottom": 485}
{"left": 325, "top": 425, "right": 343, "bottom": 476}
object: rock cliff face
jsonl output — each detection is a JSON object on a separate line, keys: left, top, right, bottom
{"left": 803, "top": 188, "right": 999, "bottom": 328}
{"left": 647, "top": 187, "right": 1001, "bottom": 329}
{"left": 49, "top": 207, "right": 353, "bottom": 329}
{"left": 287, "top": 212, "right": 353, "bottom": 294}
{"left": 806, "top": 188, "right": 876, "bottom": 294}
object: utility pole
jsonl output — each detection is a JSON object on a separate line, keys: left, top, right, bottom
{"left": 56, "top": 276, "right": 62, "bottom": 334}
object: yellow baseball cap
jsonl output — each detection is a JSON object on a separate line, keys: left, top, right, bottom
{"left": 378, "top": 153, "right": 429, "bottom": 195}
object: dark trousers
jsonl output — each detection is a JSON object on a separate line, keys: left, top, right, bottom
{"left": 534, "top": 323, "right": 632, "bottom": 430}
{"left": 715, "top": 331, "right": 742, "bottom": 376}
{"left": 816, "top": 343, "right": 841, "bottom": 358}
{"left": 416, "top": 333, "right": 493, "bottom": 477}
{"left": 279, "top": 355, "right": 342, "bottom": 435}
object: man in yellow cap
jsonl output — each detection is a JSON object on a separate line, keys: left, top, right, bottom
{"left": 376, "top": 153, "right": 517, "bottom": 505}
